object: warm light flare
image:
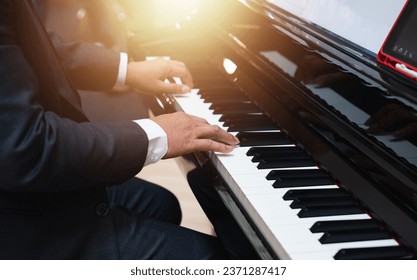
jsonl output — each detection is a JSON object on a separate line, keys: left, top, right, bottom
{"left": 148, "top": 0, "right": 205, "bottom": 27}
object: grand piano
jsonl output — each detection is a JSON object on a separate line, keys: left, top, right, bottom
{"left": 129, "top": 0, "right": 417, "bottom": 259}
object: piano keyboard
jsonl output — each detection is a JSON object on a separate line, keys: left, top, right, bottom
{"left": 172, "top": 80, "right": 412, "bottom": 260}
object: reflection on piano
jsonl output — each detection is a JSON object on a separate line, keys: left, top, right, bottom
{"left": 129, "top": 0, "right": 417, "bottom": 259}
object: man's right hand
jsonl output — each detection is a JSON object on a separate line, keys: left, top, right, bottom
{"left": 151, "top": 112, "right": 240, "bottom": 158}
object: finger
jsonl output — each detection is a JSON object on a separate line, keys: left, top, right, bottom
{"left": 159, "top": 77, "right": 191, "bottom": 94}
{"left": 367, "top": 115, "right": 396, "bottom": 134}
{"left": 188, "top": 114, "right": 211, "bottom": 124}
{"left": 169, "top": 111, "right": 208, "bottom": 123}
{"left": 193, "top": 138, "right": 236, "bottom": 154}
{"left": 367, "top": 110, "right": 409, "bottom": 134}
{"left": 167, "top": 62, "right": 194, "bottom": 89}
{"left": 157, "top": 80, "right": 189, "bottom": 94}
{"left": 195, "top": 124, "right": 240, "bottom": 145}
{"left": 394, "top": 123, "right": 417, "bottom": 139}
{"left": 365, "top": 104, "right": 403, "bottom": 125}
{"left": 377, "top": 109, "right": 417, "bottom": 135}
{"left": 171, "top": 60, "right": 188, "bottom": 68}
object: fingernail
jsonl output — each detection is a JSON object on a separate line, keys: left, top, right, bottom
{"left": 225, "top": 145, "right": 235, "bottom": 152}
{"left": 181, "top": 85, "right": 191, "bottom": 94}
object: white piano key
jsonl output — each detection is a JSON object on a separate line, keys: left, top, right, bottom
{"left": 228, "top": 177, "right": 372, "bottom": 228}
{"left": 276, "top": 223, "right": 381, "bottom": 240}
{"left": 233, "top": 180, "right": 388, "bottom": 259}
{"left": 289, "top": 243, "right": 402, "bottom": 260}
{"left": 232, "top": 173, "right": 337, "bottom": 195}
{"left": 229, "top": 173, "right": 386, "bottom": 259}
{"left": 245, "top": 191, "right": 359, "bottom": 221}
{"left": 215, "top": 147, "right": 263, "bottom": 175}
{"left": 215, "top": 147, "right": 314, "bottom": 176}
{"left": 287, "top": 239, "right": 398, "bottom": 256}
{"left": 267, "top": 214, "right": 372, "bottom": 227}
{"left": 174, "top": 91, "right": 219, "bottom": 122}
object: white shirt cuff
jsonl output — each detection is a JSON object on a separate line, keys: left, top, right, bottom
{"left": 113, "top": 52, "right": 128, "bottom": 90}
{"left": 133, "top": 119, "right": 168, "bottom": 166}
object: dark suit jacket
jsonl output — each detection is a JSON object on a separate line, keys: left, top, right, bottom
{"left": 0, "top": 0, "right": 148, "bottom": 259}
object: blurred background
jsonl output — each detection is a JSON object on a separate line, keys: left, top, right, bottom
{"left": 36, "top": 0, "right": 206, "bottom": 46}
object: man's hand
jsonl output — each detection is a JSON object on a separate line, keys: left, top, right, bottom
{"left": 366, "top": 103, "right": 417, "bottom": 139}
{"left": 151, "top": 112, "right": 240, "bottom": 158}
{"left": 126, "top": 58, "right": 193, "bottom": 95}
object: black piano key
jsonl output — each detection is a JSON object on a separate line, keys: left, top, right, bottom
{"left": 209, "top": 100, "right": 254, "bottom": 110}
{"left": 212, "top": 104, "right": 262, "bottom": 115}
{"left": 193, "top": 78, "right": 234, "bottom": 89}
{"left": 209, "top": 98, "right": 254, "bottom": 107}
{"left": 251, "top": 150, "right": 306, "bottom": 160}
{"left": 227, "top": 122, "right": 279, "bottom": 132}
{"left": 225, "top": 118, "right": 276, "bottom": 126}
{"left": 283, "top": 188, "right": 349, "bottom": 200}
{"left": 225, "top": 118, "right": 278, "bottom": 129}
{"left": 258, "top": 159, "right": 316, "bottom": 169}
{"left": 198, "top": 88, "right": 243, "bottom": 98}
{"left": 266, "top": 169, "right": 328, "bottom": 180}
{"left": 220, "top": 113, "right": 270, "bottom": 123}
{"left": 247, "top": 146, "right": 303, "bottom": 156}
{"left": 202, "top": 91, "right": 247, "bottom": 98}
{"left": 290, "top": 196, "right": 358, "bottom": 209}
{"left": 215, "top": 109, "right": 263, "bottom": 115}
{"left": 297, "top": 205, "right": 366, "bottom": 218}
{"left": 319, "top": 229, "right": 392, "bottom": 244}
{"left": 204, "top": 95, "right": 250, "bottom": 103}
{"left": 273, "top": 177, "right": 335, "bottom": 188}
{"left": 310, "top": 219, "right": 381, "bottom": 233}
{"left": 237, "top": 132, "right": 292, "bottom": 147}
{"left": 224, "top": 118, "right": 277, "bottom": 126}
{"left": 252, "top": 152, "right": 308, "bottom": 162}
{"left": 334, "top": 246, "right": 413, "bottom": 260}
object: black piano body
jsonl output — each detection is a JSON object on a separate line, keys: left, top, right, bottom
{"left": 129, "top": 0, "right": 417, "bottom": 259}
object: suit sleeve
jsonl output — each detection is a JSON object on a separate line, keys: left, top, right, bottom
{"left": 50, "top": 33, "right": 121, "bottom": 91}
{"left": 0, "top": 0, "right": 147, "bottom": 192}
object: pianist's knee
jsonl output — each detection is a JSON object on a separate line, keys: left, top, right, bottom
{"left": 107, "top": 177, "right": 182, "bottom": 225}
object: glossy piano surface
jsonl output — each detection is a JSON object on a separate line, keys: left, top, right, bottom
{"left": 129, "top": 0, "right": 417, "bottom": 259}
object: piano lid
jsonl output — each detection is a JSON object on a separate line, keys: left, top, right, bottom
{"left": 194, "top": 0, "right": 417, "bottom": 217}
{"left": 264, "top": 0, "right": 406, "bottom": 55}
